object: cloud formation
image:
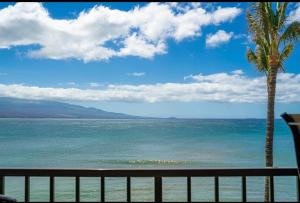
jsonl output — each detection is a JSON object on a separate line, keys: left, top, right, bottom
{"left": 0, "top": 3, "right": 241, "bottom": 62}
{"left": 89, "top": 82, "right": 101, "bottom": 88}
{"left": 128, "top": 72, "right": 146, "bottom": 77}
{"left": 1, "top": 71, "right": 300, "bottom": 103}
{"left": 289, "top": 3, "right": 300, "bottom": 22}
{"left": 206, "top": 30, "right": 233, "bottom": 47}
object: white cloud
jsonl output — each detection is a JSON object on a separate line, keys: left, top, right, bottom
{"left": 128, "top": 72, "right": 146, "bottom": 77}
{"left": 0, "top": 3, "right": 241, "bottom": 62}
{"left": 1, "top": 71, "right": 300, "bottom": 103}
{"left": 289, "top": 3, "right": 300, "bottom": 22}
{"left": 206, "top": 30, "right": 233, "bottom": 47}
{"left": 89, "top": 82, "right": 101, "bottom": 87}
{"left": 231, "top": 69, "right": 243, "bottom": 75}
{"left": 118, "top": 34, "right": 166, "bottom": 58}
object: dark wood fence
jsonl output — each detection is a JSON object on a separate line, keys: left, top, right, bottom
{"left": 0, "top": 168, "right": 298, "bottom": 202}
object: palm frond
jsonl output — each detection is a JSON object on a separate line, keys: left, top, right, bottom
{"left": 280, "top": 44, "right": 294, "bottom": 62}
{"left": 257, "top": 45, "right": 269, "bottom": 72}
{"left": 247, "top": 48, "right": 257, "bottom": 64}
{"left": 247, "top": 12, "right": 264, "bottom": 38}
{"left": 247, "top": 47, "right": 269, "bottom": 72}
{"left": 280, "top": 21, "right": 300, "bottom": 43}
{"left": 246, "top": 2, "right": 299, "bottom": 75}
{"left": 277, "top": 2, "right": 288, "bottom": 29}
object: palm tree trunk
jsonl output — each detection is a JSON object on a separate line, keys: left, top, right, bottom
{"left": 264, "top": 67, "right": 278, "bottom": 202}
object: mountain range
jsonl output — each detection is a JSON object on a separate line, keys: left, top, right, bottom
{"left": 0, "top": 97, "right": 141, "bottom": 119}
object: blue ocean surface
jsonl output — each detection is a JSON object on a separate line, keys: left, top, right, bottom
{"left": 0, "top": 119, "right": 297, "bottom": 202}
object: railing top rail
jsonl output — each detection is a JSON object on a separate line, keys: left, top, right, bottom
{"left": 0, "top": 168, "right": 297, "bottom": 177}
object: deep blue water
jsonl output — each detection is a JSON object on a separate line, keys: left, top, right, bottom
{"left": 0, "top": 119, "right": 297, "bottom": 201}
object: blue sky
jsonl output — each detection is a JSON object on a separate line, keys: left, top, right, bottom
{"left": 0, "top": 2, "right": 300, "bottom": 118}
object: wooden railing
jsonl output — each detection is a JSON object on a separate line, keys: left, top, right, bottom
{"left": 0, "top": 168, "right": 299, "bottom": 202}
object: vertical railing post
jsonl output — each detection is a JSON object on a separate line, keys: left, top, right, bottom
{"left": 25, "top": 176, "right": 30, "bottom": 202}
{"left": 214, "top": 176, "right": 219, "bottom": 202}
{"left": 0, "top": 176, "right": 4, "bottom": 194}
{"left": 101, "top": 176, "right": 105, "bottom": 202}
{"left": 187, "top": 176, "right": 191, "bottom": 202}
{"left": 154, "top": 177, "right": 162, "bottom": 202}
{"left": 127, "top": 177, "right": 131, "bottom": 202}
{"left": 50, "top": 176, "right": 55, "bottom": 202}
{"left": 269, "top": 176, "right": 274, "bottom": 202}
{"left": 242, "top": 176, "right": 247, "bottom": 202}
{"left": 75, "top": 176, "right": 80, "bottom": 202}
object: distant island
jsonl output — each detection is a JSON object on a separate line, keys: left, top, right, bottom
{"left": 0, "top": 97, "right": 141, "bottom": 119}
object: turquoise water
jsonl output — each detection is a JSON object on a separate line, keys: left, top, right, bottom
{"left": 0, "top": 119, "right": 297, "bottom": 202}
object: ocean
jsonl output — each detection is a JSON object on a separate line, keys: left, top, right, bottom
{"left": 0, "top": 118, "right": 297, "bottom": 202}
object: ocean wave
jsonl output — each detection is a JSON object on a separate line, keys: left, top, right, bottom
{"left": 88, "top": 159, "right": 195, "bottom": 165}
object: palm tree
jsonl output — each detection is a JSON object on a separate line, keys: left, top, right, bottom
{"left": 246, "top": 2, "right": 300, "bottom": 202}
